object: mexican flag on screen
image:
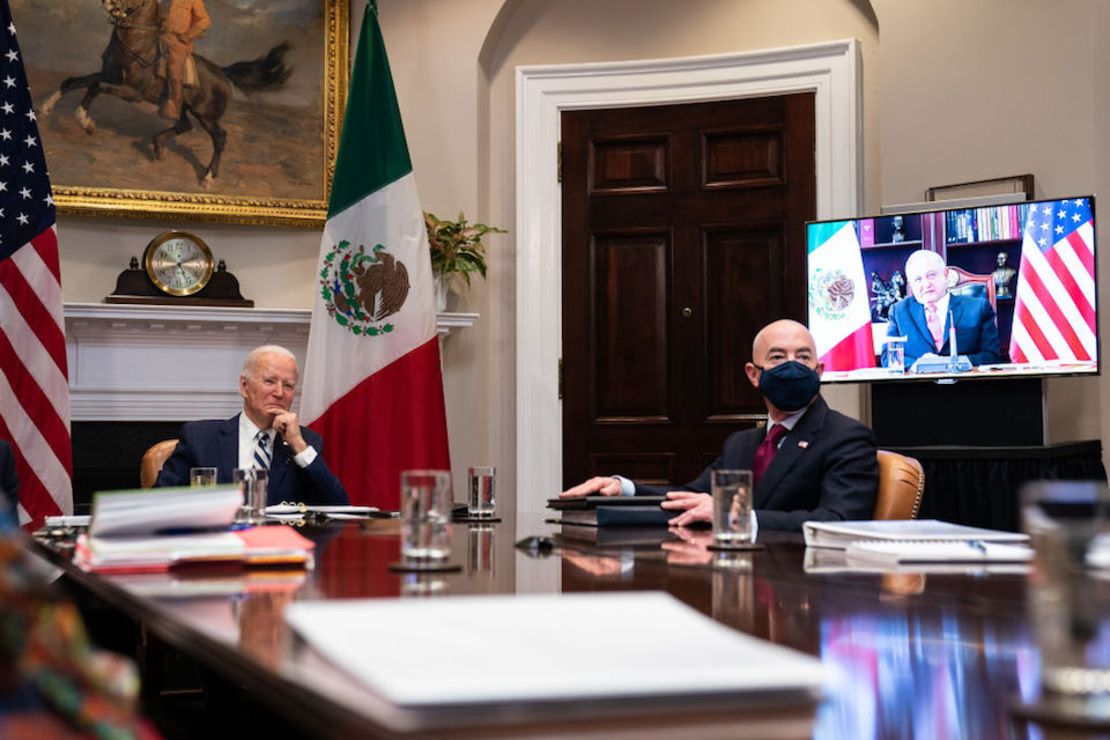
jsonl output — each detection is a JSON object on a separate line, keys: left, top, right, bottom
{"left": 807, "top": 221, "right": 875, "bottom": 371}
{"left": 300, "top": 3, "right": 450, "bottom": 509}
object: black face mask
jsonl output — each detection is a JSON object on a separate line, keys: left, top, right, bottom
{"left": 756, "top": 360, "right": 821, "bottom": 411}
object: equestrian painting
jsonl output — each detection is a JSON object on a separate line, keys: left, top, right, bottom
{"left": 11, "top": 0, "right": 340, "bottom": 214}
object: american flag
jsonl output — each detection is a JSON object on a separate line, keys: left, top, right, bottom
{"left": 0, "top": 0, "right": 72, "bottom": 526}
{"left": 1009, "top": 197, "right": 1097, "bottom": 364}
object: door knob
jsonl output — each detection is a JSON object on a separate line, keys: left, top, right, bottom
{"left": 681, "top": 307, "right": 693, "bottom": 318}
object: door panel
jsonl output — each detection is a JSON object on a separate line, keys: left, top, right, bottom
{"left": 702, "top": 224, "right": 784, "bottom": 419}
{"left": 594, "top": 231, "right": 671, "bottom": 421}
{"left": 590, "top": 136, "right": 670, "bottom": 194}
{"left": 702, "top": 127, "right": 784, "bottom": 189}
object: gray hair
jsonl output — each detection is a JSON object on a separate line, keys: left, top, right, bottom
{"left": 241, "top": 345, "right": 298, "bottom": 379}
{"left": 904, "top": 249, "right": 946, "bottom": 277}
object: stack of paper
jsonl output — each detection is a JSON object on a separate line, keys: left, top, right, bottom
{"left": 76, "top": 526, "right": 316, "bottom": 574}
{"left": 844, "top": 540, "right": 1033, "bottom": 565}
{"left": 74, "top": 486, "right": 315, "bottom": 573}
{"left": 237, "top": 526, "right": 319, "bottom": 566}
{"left": 264, "top": 503, "right": 384, "bottom": 522}
{"left": 76, "top": 532, "right": 245, "bottom": 573}
{"left": 285, "top": 592, "right": 825, "bottom": 709}
{"left": 802, "top": 519, "right": 1029, "bottom": 550}
{"left": 90, "top": 486, "right": 243, "bottom": 537}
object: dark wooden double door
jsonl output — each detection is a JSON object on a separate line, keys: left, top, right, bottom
{"left": 561, "top": 94, "right": 815, "bottom": 488}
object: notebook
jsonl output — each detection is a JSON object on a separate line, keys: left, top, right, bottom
{"left": 546, "top": 495, "right": 667, "bottom": 511}
{"left": 551, "top": 505, "right": 672, "bottom": 528}
{"left": 802, "top": 519, "right": 1029, "bottom": 550}
{"left": 844, "top": 540, "right": 1033, "bottom": 565}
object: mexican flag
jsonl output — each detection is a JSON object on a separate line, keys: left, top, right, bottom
{"left": 807, "top": 221, "right": 875, "bottom": 371}
{"left": 300, "top": 3, "right": 451, "bottom": 509}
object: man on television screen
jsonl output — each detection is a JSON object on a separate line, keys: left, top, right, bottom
{"left": 884, "top": 250, "right": 1002, "bottom": 370}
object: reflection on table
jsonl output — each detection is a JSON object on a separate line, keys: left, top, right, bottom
{"left": 32, "top": 519, "right": 1100, "bottom": 738}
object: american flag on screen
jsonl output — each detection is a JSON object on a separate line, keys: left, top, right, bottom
{"left": 0, "top": 1, "right": 73, "bottom": 526}
{"left": 1009, "top": 197, "right": 1097, "bottom": 364}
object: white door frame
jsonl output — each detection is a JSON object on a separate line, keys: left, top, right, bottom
{"left": 514, "top": 40, "right": 862, "bottom": 528}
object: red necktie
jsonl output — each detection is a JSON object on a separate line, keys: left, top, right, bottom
{"left": 926, "top": 303, "right": 945, "bottom": 350}
{"left": 753, "top": 424, "right": 788, "bottom": 485}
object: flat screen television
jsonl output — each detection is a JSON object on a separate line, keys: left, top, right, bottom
{"left": 806, "top": 195, "right": 1098, "bottom": 383}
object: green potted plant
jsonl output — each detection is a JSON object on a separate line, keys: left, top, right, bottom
{"left": 424, "top": 211, "right": 506, "bottom": 311}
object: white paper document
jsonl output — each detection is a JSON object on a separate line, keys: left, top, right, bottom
{"left": 845, "top": 540, "right": 1033, "bottom": 565}
{"left": 802, "top": 519, "right": 1030, "bottom": 550}
{"left": 89, "top": 486, "right": 242, "bottom": 537}
{"left": 284, "top": 592, "right": 825, "bottom": 707}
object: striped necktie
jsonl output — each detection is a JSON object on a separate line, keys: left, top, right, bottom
{"left": 252, "top": 430, "right": 272, "bottom": 470}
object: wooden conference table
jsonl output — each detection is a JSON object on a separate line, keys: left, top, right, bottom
{"left": 33, "top": 519, "right": 1081, "bottom": 738}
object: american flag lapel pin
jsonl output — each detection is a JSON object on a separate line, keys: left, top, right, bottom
{"left": 797, "top": 440, "right": 810, "bottom": 449}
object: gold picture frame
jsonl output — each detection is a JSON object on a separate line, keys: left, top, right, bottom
{"left": 17, "top": 0, "right": 349, "bottom": 228}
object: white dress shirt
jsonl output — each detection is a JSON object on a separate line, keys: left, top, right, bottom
{"left": 238, "top": 414, "right": 317, "bottom": 470}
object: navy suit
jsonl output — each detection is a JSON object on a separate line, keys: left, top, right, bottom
{"left": 884, "top": 293, "right": 1001, "bottom": 368}
{"left": 154, "top": 415, "right": 348, "bottom": 506}
{"left": 634, "top": 397, "right": 878, "bottom": 532}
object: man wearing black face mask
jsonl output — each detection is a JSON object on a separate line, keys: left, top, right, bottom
{"left": 558, "top": 319, "right": 878, "bottom": 532}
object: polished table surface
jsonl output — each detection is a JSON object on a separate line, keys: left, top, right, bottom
{"left": 34, "top": 520, "right": 1061, "bottom": 738}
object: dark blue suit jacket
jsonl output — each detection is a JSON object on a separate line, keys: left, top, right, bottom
{"left": 634, "top": 397, "right": 878, "bottom": 531}
{"left": 884, "top": 292, "right": 1001, "bottom": 368}
{"left": 154, "top": 415, "right": 348, "bottom": 506}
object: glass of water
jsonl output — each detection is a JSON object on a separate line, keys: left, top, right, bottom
{"left": 885, "top": 336, "right": 907, "bottom": 375}
{"left": 711, "top": 469, "right": 753, "bottom": 548}
{"left": 189, "top": 467, "right": 217, "bottom": 488}
{"left": 400, "top": 470, "right": 452, "bottom": 563}
{"left": 233, "top": 467, "right": 268, "bottom": 525}
{"left": 1022, "top": 481, "right": 1110, "bottom": 700}
{"left": 467, "top": 466, "right": 496, "bottom": 519}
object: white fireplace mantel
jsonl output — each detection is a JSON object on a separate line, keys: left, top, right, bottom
{"left": 64, "top": 303, "right": 477, "bottom": 421}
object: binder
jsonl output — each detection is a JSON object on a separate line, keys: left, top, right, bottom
{"left": 802, "top": 519, "right": 1029, "bottom": 550}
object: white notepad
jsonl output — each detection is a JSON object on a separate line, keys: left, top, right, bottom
{"left": 844, "top": 540, "right": 1033, "bottom": 565}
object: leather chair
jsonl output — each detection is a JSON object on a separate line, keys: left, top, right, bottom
{"left": 140, "top": 439, "right": 179, "bottom": 489}
{"left": 873, "top": 450, "right": 924, "bottom": 520}
{"left": 946, "top": 265, "right": 998, "bottom": 314}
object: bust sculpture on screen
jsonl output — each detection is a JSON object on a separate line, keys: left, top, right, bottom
{"left": 883, "top": 250, "right": 1002, "bottom": 370}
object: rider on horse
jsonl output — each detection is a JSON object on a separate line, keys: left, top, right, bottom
{"left": 160, "top": 0, "right": 210, "bottom": 120}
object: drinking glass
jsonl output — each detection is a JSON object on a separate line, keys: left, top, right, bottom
{"left": 1022, "top": 481, "right": 1110, "bottom": 699}
{"left": 233, "top": 467, "right": 268, "bottom": 525}
{"left": 400, "top": 470, "right": 452, "bottom": 563}
{"left": 467, "top": 466, "right": 496, "bottom": 518}
{"left": 189, "top": 467, "right": 217, "bottom": 488}
{"left": 711, "top": 469, "right": 753, "bottom": 548}
{"left": 885, "top": 336, "right": 906, "bottom": 375}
